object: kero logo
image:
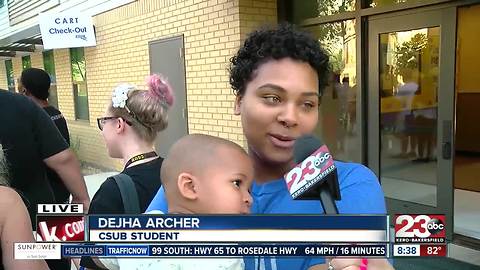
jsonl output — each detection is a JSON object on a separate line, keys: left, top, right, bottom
{"left": 36, "top": 216, "right": 85, "bottom": 242}
{"left": 395, "top": 214, "right": 446, "bottom": 243}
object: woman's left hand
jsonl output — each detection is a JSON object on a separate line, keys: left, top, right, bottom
{"left": 328, "top": 258, "right": 394, "bottom": 270}
{"left": 308, "top": 258, "right": 394, "bottom": 270}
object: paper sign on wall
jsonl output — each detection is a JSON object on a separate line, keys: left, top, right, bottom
{"left": 39, "top": 12, "right": 96, "bottom": 49}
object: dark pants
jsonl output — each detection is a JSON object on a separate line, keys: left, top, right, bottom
{"left": 46, "top": 258, "right": 71, "bottom": 270}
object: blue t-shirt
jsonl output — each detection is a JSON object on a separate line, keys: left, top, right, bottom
{"left": 146, "top": 161, "right": 387, "bottom": 270}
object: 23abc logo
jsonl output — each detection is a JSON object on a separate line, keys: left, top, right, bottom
{"left": 285, "top": 147, "right": 332, "bottom": 194}
{"left": 395, "top": 215, "right": 445, "bottom": 238}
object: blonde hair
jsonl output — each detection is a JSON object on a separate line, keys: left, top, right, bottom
{"left": 109, "top": 74, "right": 174, "bottom": 143}
{"left": 0, "top": 144, "right": 9, "bottom": 186}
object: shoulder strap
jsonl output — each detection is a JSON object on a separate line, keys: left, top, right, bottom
{"left": 113, "top": 174, "right": 141, "bottom": 214}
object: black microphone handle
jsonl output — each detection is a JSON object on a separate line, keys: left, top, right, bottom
{"left": 319, "top": 186, "right": 338, "bottom": 214}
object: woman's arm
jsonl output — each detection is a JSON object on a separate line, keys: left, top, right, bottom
{"left": 0, "top": 186, "right": 50, "bottom": 270}
{"left": 44, "top": 149, "right": 90, "bottom": 212}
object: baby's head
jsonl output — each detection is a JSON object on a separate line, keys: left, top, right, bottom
{"left": 161, "top": 134, "right": 253, "bottom": 214}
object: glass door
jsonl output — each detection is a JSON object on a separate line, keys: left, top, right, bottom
{"left": 368, "top": 7, "right": 456, "bottom": 239}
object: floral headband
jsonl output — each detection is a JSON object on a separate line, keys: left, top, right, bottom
{"left": 112, "top": 83, "right": 135, "bottom": 110}
{"left": 111, "top": 84, "right": 150, "bottom": 129}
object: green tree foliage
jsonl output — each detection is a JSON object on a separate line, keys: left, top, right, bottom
{"left": 394, "top": 33, "right": 427, "bottom": 77}
{"left": 70, "top": 48, "right": 86, "bottom": 82}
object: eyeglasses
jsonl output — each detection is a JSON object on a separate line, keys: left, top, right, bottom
{"left": 97, "top": 117, "right": 117, "bottom": 131}
{"left": 96, "top": 117, "right": 132, "bottom": 131}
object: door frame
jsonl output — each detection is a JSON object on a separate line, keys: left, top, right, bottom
{"left": 367, "top": 6, "right": 456, "bottom": 240}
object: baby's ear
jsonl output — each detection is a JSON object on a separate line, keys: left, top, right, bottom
{"left": 177, "top": 173, "right": 198, "bottom": 200}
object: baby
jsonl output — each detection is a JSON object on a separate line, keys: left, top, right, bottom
{"left": 99, "top": 134, "right": 253, "bottom": 270}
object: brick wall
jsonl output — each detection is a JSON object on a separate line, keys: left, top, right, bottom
{"left": 30, "top": 51, "right": 43, "bottom": 68}
{"left": 54, "top": 47, "right": 118, "bottom": 170}
{"left": 0, "top": 0, "right": 277, "bottom": 171}
{"left": 239, "top": 0, "right": 277, "bottom": 40}
{"left": 78, "top": 0, "right": 276, "bottom": 169}
{"left": 91, "top": 0, "right": 249, "bottom": 155}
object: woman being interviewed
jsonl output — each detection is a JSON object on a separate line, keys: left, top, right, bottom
{"left": 79, "top": 74, "right": 174, "bottom": 269}
{"left": 146, "top": 24, "right": 393, "bottom": 270}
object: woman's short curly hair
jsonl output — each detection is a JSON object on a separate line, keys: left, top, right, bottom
{"left": 229, "top": 23, "right": 330, "bottom": 96}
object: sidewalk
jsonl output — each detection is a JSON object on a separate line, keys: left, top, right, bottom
{"left": 83, "top": 171, "right": 118, "bottom": 199}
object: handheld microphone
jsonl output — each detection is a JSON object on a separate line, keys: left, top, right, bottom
{"left": 284, "top": 135, "right": 341, "bottom": 214}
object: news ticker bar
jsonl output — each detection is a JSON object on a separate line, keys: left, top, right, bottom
{"left": 15, "top": 243, "right": 389, "bottom": 259}
{"left": 16, "top": 243, "right": 448, "bottom": 260}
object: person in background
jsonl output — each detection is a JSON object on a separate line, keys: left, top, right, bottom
{"left": 0, "top": 144, "right": 50, "bottom": 270}
{"left": 19, "top": 67, "right": 71, "bottom": 204}
{"left": 0, "top": 89, "right": 90, "bottom": 223}
{"left": 147, "top": 24, "right": 394, "bottom": 270}
{"left": 97, "top": 134, "right": 253, "bottom": 270}
{"left": 1, "top": 85, "right": 89, "bottom": 270}
{"left": 80, "top": 74, "right": 174, "bottom": 269}
{"left": 393, "top": 69, "right": 419, "bottom": 159}
{"left": 411, "top": 96, "right": 437, "bottom": 162}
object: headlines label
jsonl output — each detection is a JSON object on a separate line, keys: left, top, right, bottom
{"left": 62, "top": 245, "right": 105, "bottom": 256}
